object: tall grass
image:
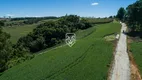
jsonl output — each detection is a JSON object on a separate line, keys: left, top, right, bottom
{"left": 130, "top": 42, "right": 142, "bottom": 75}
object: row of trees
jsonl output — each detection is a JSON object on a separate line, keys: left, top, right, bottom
{"left": 10, "top": 16, "right": 58, "bottom": 21}
{"left": 116, "top": 0, "right": 142, "bottom": 36}
{"left": 16, "top": 15, "right": 92, "bottom": 53}
{"left": 3, "top": 16, "right": 58, "bottom": 27}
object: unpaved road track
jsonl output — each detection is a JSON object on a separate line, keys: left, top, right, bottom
{"left": 110, "top": 23, "right": 130, "bottom": 80}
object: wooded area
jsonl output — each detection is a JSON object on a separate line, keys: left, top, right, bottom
{"left": 116, "top": 0, "right": 142, "bottom": 37}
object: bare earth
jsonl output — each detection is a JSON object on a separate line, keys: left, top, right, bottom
{"left": 110, "top": 23, "right": 130, "bottom": 80}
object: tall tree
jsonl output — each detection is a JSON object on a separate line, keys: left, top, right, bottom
{"left": 116, "top": 7, "right": 126, "bottom": 21}
{"left": 126, "top": 0, "right": 142, "bottom": 32}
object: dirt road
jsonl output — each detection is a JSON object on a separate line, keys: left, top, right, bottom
{"left": 110, "top": 23, "right": 130, "bottom": 80}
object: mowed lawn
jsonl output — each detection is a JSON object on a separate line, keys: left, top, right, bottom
{"left": 3, "top": 24, "right": 36, "bottom": 43}
{"left": 130, "top": 42, "right": 142, "bottom": 75}
{"left": 0, "top": 22, "right": 121, "bottom": 80}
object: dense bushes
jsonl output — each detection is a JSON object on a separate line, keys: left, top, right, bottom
{"left": 11, "top": 16, "right": 57, "bottom": 21}
{"left": 16, "top": 15, "right": 92, "bottom": 53}
{"left": 0, "top": 29, "right": 12, "bottom": 72}
{"left": 126, "top": 0, "right": 142, "bottom": 32}
{"left": 117, "top": 0, "right": 142, "bottom": 36}
{"left": 0, "top": 21, "right": 33, "bottom": 72}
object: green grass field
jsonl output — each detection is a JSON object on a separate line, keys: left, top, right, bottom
{"left": 76, "top": 25, "right": 96, "bottom": 39}
{"left": 0, "top": 22, "right": 121, "bottom": 80}
{"left": 3, "top": 24, "right": 37, "bottom": 43}
{"left": 85, "top": 18, "right": 113, "bottom": 24}
{"left": 130, "top": 42, "right": 142, "bottom": 75}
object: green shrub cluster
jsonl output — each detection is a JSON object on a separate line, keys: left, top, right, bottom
{"left": 16, "top": 15, "right": 92, "bottom": 53}
{"left": 0, "top": 22, "right": 33, "bottom": 72}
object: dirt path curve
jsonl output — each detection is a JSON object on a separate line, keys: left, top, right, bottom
{"left": 110, "top": 23, "right": 130, "bottom": 80}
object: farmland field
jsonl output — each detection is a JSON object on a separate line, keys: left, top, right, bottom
{"left": 85, "top": 18, "right": 113, "bottom": 24}
{"left": 0, "top": 22, "right": 121, "bottom": 80}
{"left": 130, "top": 42, "right": 142, "bottom": 75}
{"left": 3, "top": 24, "right": 37, "bottom": 43}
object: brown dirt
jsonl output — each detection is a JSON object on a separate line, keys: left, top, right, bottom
{"left": 129, "top": 53, "right": 142, "bottom": 80}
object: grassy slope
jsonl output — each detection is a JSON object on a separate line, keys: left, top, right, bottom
{"left": 130, "top": 42, "right": 142, "bottom": 75}
{"left": 3, "top": 24, "right": 36, "bottom": 43}
{"left": 76, "top": 25, "right": 96, "bottom": 39}
{"left": 0, "top": 22, "right": 121, "bottom": 80}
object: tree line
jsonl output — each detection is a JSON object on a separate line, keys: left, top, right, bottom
{"left": 16, "top": 15, "right": 92, "bottom": 53}
{"left": 3, "top": 16, "right": 58, "bottom": 27}
{"left": 11, "top": 16, "right": 58, "bottom": 21}
{"left": 116, "top": 0, "right": 142, "bottom": 36}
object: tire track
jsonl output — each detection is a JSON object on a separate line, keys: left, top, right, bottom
{"left": 41, "top": 44, "right": 94, "bottom": 80}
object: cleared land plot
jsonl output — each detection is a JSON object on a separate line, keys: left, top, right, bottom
{"left": 0, "top": 22, "right": 121, "bottom": 80}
